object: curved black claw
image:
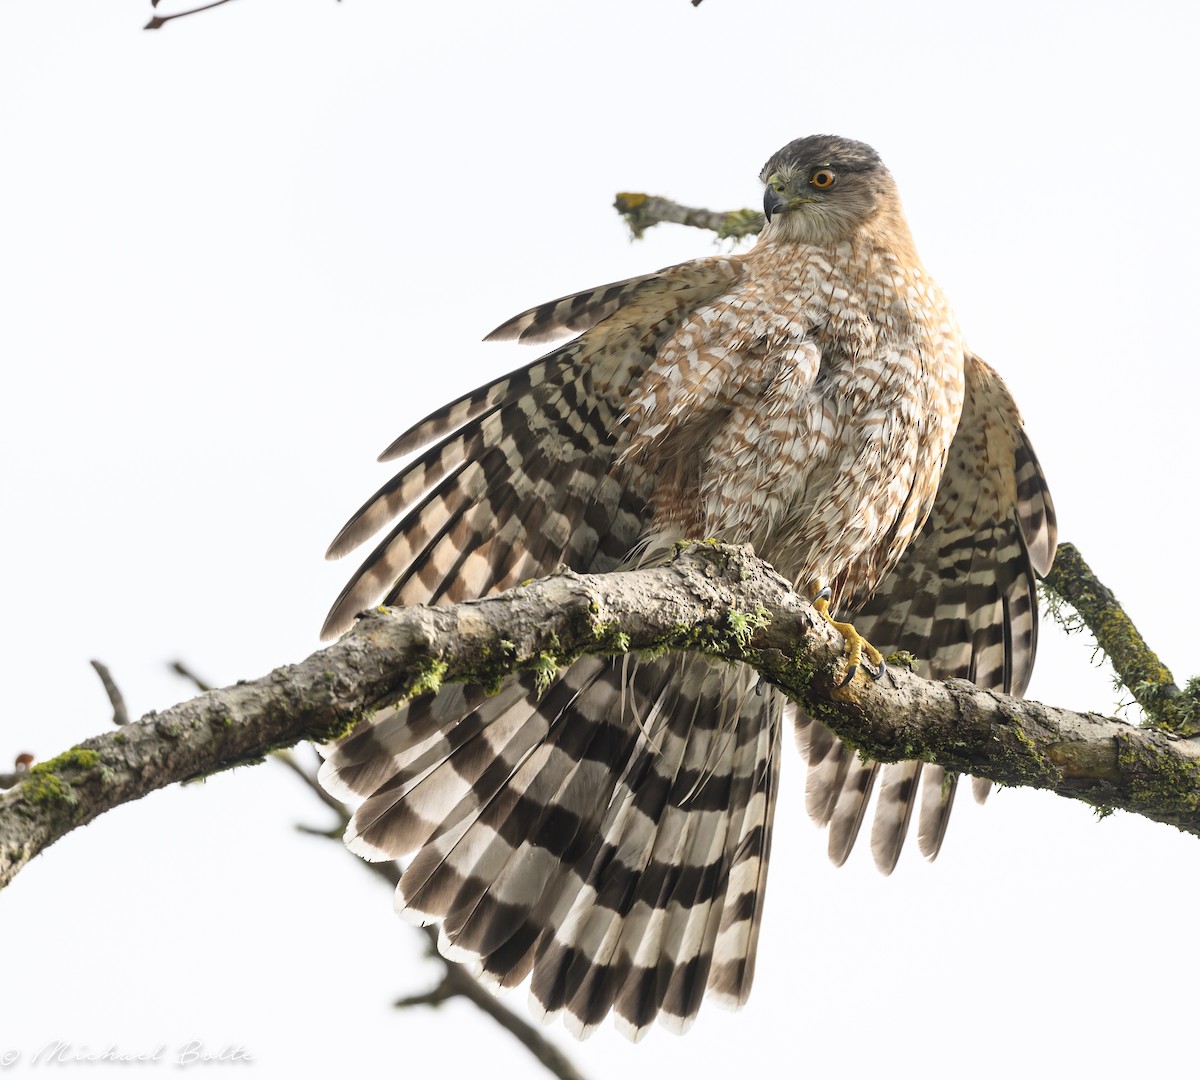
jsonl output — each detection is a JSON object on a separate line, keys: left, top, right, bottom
{"left": 837, "top": 655, "right": 886, "bottom": 688}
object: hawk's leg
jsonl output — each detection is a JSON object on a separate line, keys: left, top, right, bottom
{"left": 810, "top": 585, "right": 887, "bottom": 687}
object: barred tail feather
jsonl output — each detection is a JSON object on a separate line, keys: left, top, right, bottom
{"left": 528, "top": 661, "right": 780, "bottom": 1038}
{"left": 825, "top": 758, "right": 878, "bottom": 867}
{"left": 917, "top": 765, "right": 958, "bottom": 859}
{"left": 346, "top": 678, "right": 548, "bottom": 864}
{"left": 435, "top": 663, "right": 642, "bottom": 965}
{"left": 706, "top": 698, "right": 778, "bottom": 1013}
{"left": 616, "top": 676, "right": 751, "bottom": 1036}
{"left": 319, "top": 682, "right": 502, "bottom": 809}
{"left": 870, "top": 761, "right": 921, "bottom": 875}
{"left": 327, "top": 654, "right": 779, "bottom": 1038}
{"left": 803, "top": 731, "right": 853, "bottom": 827}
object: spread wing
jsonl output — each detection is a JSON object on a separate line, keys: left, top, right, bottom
{"left": 321, "top": 258, "right": 741, "bottom": 637}
{"left": 484, "top": 265, "right": 721, "bottom": 345}
{"left": 796, "top": 352, "right": 1057, "bottom": 872}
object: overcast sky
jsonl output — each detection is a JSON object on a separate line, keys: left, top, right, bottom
{"left": 2, "top": 1, "right": 1198, "bottom": 1077}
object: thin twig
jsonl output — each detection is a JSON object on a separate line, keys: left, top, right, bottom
{"left": 145, "top": 0, "right": 240, "bottom": 30}
{"left": 394, "top": 976, "right": 459, "bottom": 1009}
{"left": 170, "top": 660, "right": 213, "bottom": 694}
{"left": 274, "top": 748, "right": 346, "bottom": 817}
{"left": 90, "top": 660, "right": 130, "bottom": 726}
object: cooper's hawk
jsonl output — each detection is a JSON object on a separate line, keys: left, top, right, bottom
{"left": 319, "top": 135, "right": 1056, "bottom": 1038}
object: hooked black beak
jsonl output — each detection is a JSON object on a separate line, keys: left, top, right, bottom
{"left": 763, "top": 187, "right": 787, "bottom": 223}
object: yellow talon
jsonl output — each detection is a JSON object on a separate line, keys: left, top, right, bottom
{"left": 811, "top": 586, "right": 886, "bottom": 687}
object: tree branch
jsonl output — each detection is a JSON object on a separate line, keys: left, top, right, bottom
{"left": 612, "top": 194, "right": 764, "bottom": 241}
{"left": 1042, "top": 543, "right": 1200, "bottom": 736}
{"left": 2, "top": 542, "right": 1197, "bottom": 892}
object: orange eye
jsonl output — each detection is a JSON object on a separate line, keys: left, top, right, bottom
{"left": 810, "top": 169, "right": 835, "bottom": 189}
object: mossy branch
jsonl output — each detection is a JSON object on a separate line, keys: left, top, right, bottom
{"left": 2, "top": 542, "right": 1199, "bottom": 891}
{"left": 613, "top": 194, "right": 764, "bottom": 241}
{"left": 1041, "top": 543, "right": 1200, "bottom": 736}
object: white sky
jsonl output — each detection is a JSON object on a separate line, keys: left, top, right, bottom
{"left": 2, "top": 1, "right": 1197, "bottom": 1077}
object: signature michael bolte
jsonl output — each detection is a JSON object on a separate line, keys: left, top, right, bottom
{"left": 0, "top": 1040, "right": 253, "bottom": 1068}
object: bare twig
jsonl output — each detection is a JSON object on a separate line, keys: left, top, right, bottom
{"left": 144, "top": 0, "right": 343, "bottom": 30}
{"left": 144, "top": 0, "right": 241, "bottom": 30}
{"left": 90, "top": 660, "right": 130, "bottom": 726}
{"left": 274, "top": 748, "right": 346, "bottom": 818}
{"left": 170, "top": 660, "right": 214, "bottom": 694}
{"left": 424, "top": 958, "right": 589, "bottom": 1080}
{"left": 394, "top": 976, "right": 459, "bottom": 1009}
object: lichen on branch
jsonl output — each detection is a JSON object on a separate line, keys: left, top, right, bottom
{"left": 1041, "top": 542, "right": 1200, "bottom": 736}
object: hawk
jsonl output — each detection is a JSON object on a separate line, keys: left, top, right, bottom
{"left": 318, "top": 135, "right": 1056, "bottom": 1038}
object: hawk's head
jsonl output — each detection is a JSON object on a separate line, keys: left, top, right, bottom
{"left": 759, "top": 135, "right": 899, "bottom": 244}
